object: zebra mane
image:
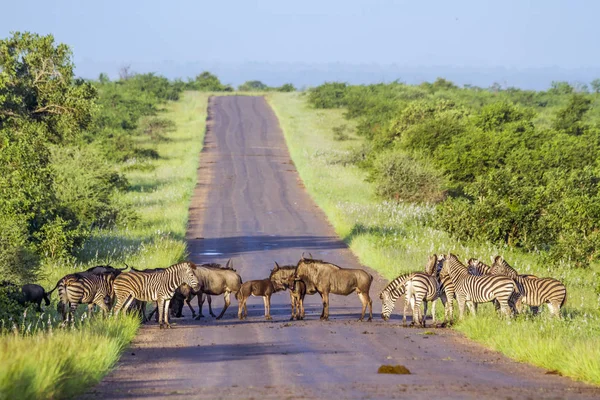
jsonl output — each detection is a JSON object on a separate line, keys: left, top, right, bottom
{"left": 380, "top": 272, "right": 414, "bottom": 296}
{"left": 491, "top": 256, "right": 518, "bottom": 279}
{"left": 168, "top": 261, "right": 197, "bottom": 271}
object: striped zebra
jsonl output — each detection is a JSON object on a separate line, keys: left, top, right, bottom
{"left": 59, "top": 273, "right": 116, "bottom": 323}
{"left": 405, "top": 272, "right": 440, "bottom": 327}
{"left": 441, "top": 254, "right": 518, "bottom": 319}
{"left": 467, "top": 258, "right": 491, "bottom": 276}
{"left": 427, "top": 254, "right": 455, "bottom": 323}
{"left": 379, "top": 272, "right": 415, "bottom": 324}
{"left": 379, "top": 255, "right": 443, "bottom": 326}
{"left": 112, "top": 261, "right": 200, "bottom": 328}
{"left": 491, "top": 256, "right": 566, "bottom": 317}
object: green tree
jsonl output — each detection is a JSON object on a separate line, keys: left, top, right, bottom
{"left": 0, "top": 32, "right": 96, "bottom": 279}
{"left": 591, "top": 78, "right": 600, "bottom": 94}
{"left": 552, "top": 93, "right": 592, "bottom": 135}
{"left": 188, "top": 71, "right": 233, "bottom": 91}
{"left": 277, "top": 83, "right": 296, "bottom": 92}
{"left": 238, "top": 80, "right": 269, "bottom": 91}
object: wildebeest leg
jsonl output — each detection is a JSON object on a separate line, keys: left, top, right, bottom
{"left": 186, "top": 297, "right": 197, "bottom": 318}
{"left": 289, "top": 292, "right": 295, "bottom": 320}
{"left": 237, "top": 295, "right": 245, "bottom": 320}
{"left": 357, "top": 292, "right": 368, "bottom": 321}
{"left": 264, "top": 295, "right": 272, "bottom": 320}
{"left": 207, "top": 294, "right": 216, "bottom": 317}
{"left": 320, "top": 291, "right": 330, "bottom": 321}
{"left": 299, "top": 296, "right": 305, "bottom": 320}
{"left": 216, "top": 291, "right": 230, "bottom": 320}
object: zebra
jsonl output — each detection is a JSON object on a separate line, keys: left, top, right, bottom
{"left": 60, "top": 273, "right": 116, "bottom": 323}
{"left": 426, "top": 254, "right": 455, "bottom": 323}
{"left": 467, "top": 258, "right": 491, "bottom": 276}
{"left": 491, "top": 256, "right": 566, "bottom": 317}
{"left": 112, "top": 261, "right": 200, "bottom": 328}
{"left": 441, "top": 254, "right": 518, "bottom": 319}
{"left": 405, "top": 272, "right": 441, "bottom": 327}
{"left": 379, "top": 255, "right": 443, "bottom": 326}
{"left": 379, "top": 272, "right": 415, "bottom": 324}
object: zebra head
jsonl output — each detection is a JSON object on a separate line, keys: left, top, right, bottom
{"left": 184, "top": 263, "right": 200, "bottom": 291}
{"left": 380, "top": 289, "right": 394, "bottom": 321}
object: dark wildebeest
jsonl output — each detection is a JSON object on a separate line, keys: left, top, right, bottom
{"left": 193, "top": 260, "right": 242, "bottom": 320}
{"left": 294, "top": 256, "right": 373, "bottom": 321}
{"left": 269, "top": 262, "right": 306, "bottom": 320}
{"left": 1, "top": 282, "right": 51, "bottom": 312}
{"left": 236, "top": 279, "right": 275, "bottom": 320}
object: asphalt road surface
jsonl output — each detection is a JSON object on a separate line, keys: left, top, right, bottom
{"left": 87, "top": 96, "right": 600, "bottom": 399}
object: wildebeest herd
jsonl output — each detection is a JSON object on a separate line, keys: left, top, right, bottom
{"left": 3, "top": 252, "right": 567, "bottom": 328}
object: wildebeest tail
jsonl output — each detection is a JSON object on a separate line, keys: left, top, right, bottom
{"left": 43, "top": 292, "right": 51, "bottom": 306}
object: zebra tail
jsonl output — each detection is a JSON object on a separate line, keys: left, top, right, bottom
{"left": 45, "top": 281, "right": 60, "bottom": 297}
{"left": 561, "top": 290, "right": 567, "bottom": 308}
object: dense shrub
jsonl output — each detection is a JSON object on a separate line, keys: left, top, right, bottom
{"left": 306, "top": 78, "right": 600, "bottom": 267}
{"left": 307, "top": 82, "right": 348, "bottom": 108}
{"left": 369, "top": 151, "right": 445, "bottom": 203}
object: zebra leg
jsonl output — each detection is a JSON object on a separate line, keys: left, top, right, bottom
{"left": 402, "top": 294, "right": 409, "bottom": 326}
{"left": 164, "top": 299, "right": 172, "bottom": 328}
{"left": 87, "top": 303, "right": 95, "bottom": 318}
{"left": 466, "top": 300, "right": 477, "bottom": 316}
{"left": 158, "top": 299, "right": 166, "bottom": 328}
{"left": 548, "top": 302, "right": 560, "bottom": 317}
{"left": 216, "top": 291, "right": 231, "bottom": 320}
{"left": 422, "top": 300, "right": 428, "bottom": 327}
{"left": 208, "top": 294, "right": 216, "bottom": 318}
{"left": 457, "top": 296, "right": 466, "bottom": 320}
{"left": 431, "top": 298, "right": 437, "bottom": 326}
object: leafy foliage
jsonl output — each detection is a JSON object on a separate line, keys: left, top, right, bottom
{"left": 307, "top": 78, "right": 600, "bottom": 267}
{"left": 186, "top": 71, "right": 233, "bottom": 92}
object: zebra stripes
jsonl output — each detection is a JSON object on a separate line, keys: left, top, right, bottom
{"left": 441, "top": 254, "right": 518, "bottom": 319}
{"left": 405, "top": 272, "right": 440, "bottom": 327}
{"left": 467, "top": 259, "right": 491, "bottom": 276}
{"left": 379, "top": 273, "right": 415, "bottom": 324}
{"left": 491, "top": 256, "right": 566, "bottom": 317}
{"left": 60, "top": 273, "right": 116, "bottom": 323}
{"left": 112, "top": 261, "right": 199, "bottom": 328}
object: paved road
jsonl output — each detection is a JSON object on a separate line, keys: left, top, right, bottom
{"left": 88, "top": 96, "right": 600, "bottom": 399}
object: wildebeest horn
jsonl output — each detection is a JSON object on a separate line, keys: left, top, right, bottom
{"left": 120, "top": 264, "right": 129, "bottom": 271}
{"left": 273, "top": 261, "right": 280, "bottom": 270}
{"left": 225, "top": 258, "right": 232, "bottom": 269}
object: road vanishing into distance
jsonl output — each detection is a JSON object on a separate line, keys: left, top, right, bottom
{"left": 87, "top": 96, "right": 600, "bottom": 399}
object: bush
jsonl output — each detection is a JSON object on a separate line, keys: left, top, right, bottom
{"left": 0, "top": 215, "right": 39, "bottom": 283}
{"left": 307, "top": 82, "right": 348, "bottom": 108}
{"left": 369, "top": 151, "right": 445, "bottom": 203}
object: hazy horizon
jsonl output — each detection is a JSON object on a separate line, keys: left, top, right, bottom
{"left": 2, "top": 0, "right": 599, "bottom": 90}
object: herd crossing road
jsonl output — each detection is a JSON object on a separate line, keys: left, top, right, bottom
{"left": 88, "top": 96, "right": 600, "bottom": 399}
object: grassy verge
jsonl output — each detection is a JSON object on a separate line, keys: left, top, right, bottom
{"left": 0, "top": 91, "right": 209, "bottom": 399}
{"left": 267, "top": 92, "right": 600, "bottom": 385}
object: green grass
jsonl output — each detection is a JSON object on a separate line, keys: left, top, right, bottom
{"left": 0, "top": 91, "right": 209, "bottom": 399}
{"left": 267, "top": 92, "right": 600, "bottom": 386}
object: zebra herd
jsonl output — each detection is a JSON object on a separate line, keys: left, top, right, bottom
{"left": 35, "top": 251, "right": 566, "bottom": 328}
{"left": 380, "top": 253, "right": 567, "bottom": 327}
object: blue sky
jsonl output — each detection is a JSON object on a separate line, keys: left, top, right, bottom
{"left": 1, "top": 0, "right": 598, "bottom": 87}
